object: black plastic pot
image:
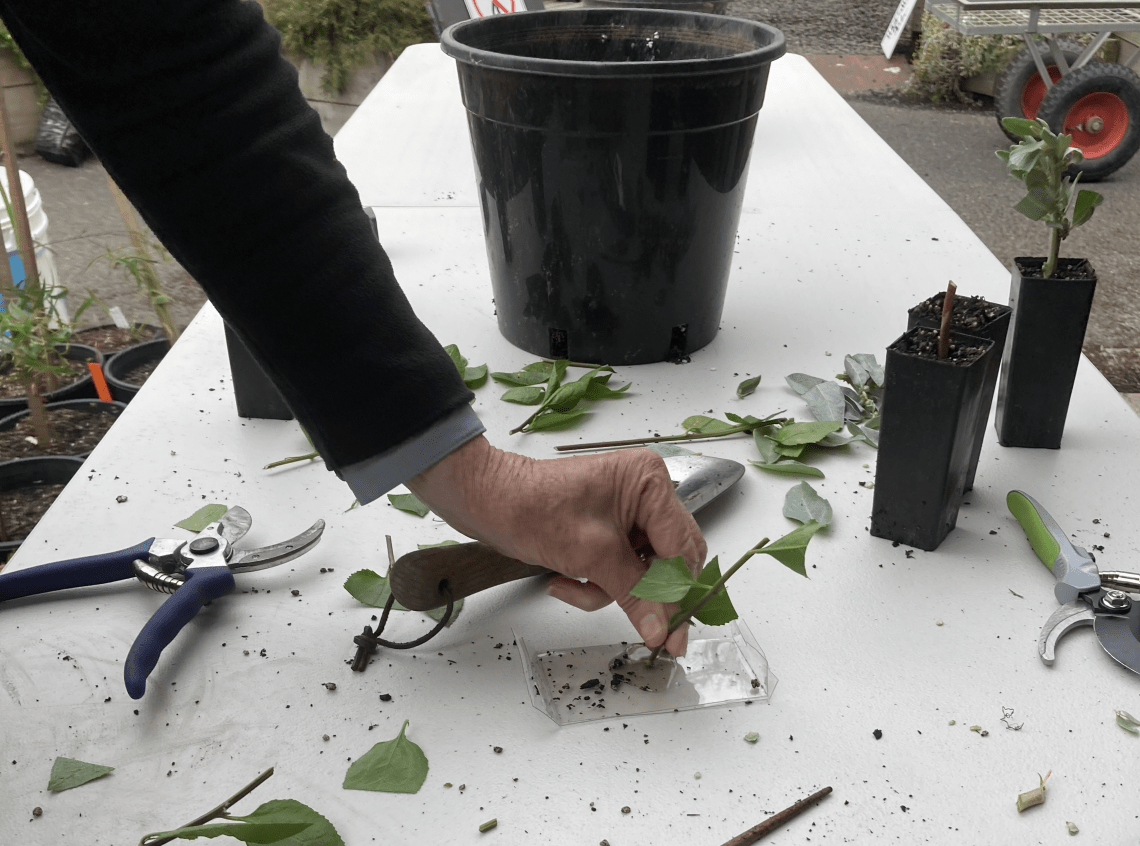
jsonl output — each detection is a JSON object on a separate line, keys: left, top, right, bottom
{"left": 0, "top": 343, "right": 102, "bottom": 418}
{"left": 69, "top": 323, "right": 164, "bottom": 370}
{"left": 908, "top": 294, "right": 1012, "bottom": 491}
{"left": 0, "top": 456, "right": 84, "bottom": 563}
{"left": 442, "top": 10, "right": 785, "bottom": 364}
{"left": 224, "top": 323, "right": 294, "bottom": 420}
{"left": 103, "top": 338, "right": 169, "bottom": 403}
{"left": 870, "top": 326, "right": 995, "bottom": 552}
{"left": 995, "top": 257, "right": 1096, "bottom": 449}
{"left": 583, "top": 0, "right": 730, "bottom": 13}
{"left": 0, "top": 398, "right": 127, "bottom": 458}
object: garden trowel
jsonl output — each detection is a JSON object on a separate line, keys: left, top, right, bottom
{"left": 388, "top": 454, "right": 744, "bottom": 611}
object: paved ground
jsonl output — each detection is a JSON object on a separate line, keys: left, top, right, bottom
{"left": 16, "top": 21, "right": 1140, "bottom": 413}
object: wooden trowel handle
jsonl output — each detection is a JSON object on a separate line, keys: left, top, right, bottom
{"left": 388, "top": 541, "right": 552, "bottom": 611}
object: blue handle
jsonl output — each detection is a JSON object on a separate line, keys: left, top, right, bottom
{"left": 124, "top": 565, "right": 236, "bottom": 699}
{"left": 0, "top": 539, "right": 156, "bottom": 602}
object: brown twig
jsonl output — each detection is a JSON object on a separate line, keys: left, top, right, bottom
{"left": 719, "top": 786, "right": 833, "bottom": 846}
{"left": 937, "top": 280, "right": 957, "bottom": 360}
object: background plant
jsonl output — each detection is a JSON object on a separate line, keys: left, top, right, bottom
{"left": 997, "top": 117, "right": 1103, "bottom": 278}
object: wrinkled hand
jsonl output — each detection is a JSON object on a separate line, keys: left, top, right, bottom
{"left": 406, "top": 435, "right": 706, "bottom": 656}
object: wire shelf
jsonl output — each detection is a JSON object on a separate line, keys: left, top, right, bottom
{"left": 928, "top": 1, "right": 1140, "bottom": 35}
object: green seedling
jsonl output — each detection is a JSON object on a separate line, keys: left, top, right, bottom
{"left": 997, "top": 117, "right": 1103, "bottom": 279}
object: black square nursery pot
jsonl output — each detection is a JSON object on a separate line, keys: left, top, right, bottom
{"left": 908, "top": 293, "right": 1011, "bottom": 491}
{"left": 994, "top": 257, "right": 1096, "bottom": 449}
{"left": 870, "top": 326, "right": 995, "bottom": 552}
{"left": 223, "top": 323, "right": 294, "bottom": 420}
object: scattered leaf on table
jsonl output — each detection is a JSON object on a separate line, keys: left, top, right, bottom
{"left": 736, "top": 375, "right": 761, "bottom": 398}
{"left": 682, "top": 414, "right": 738, "bottom": 434}
{"left": 629, "top": 555, "right": 695, "bottom": 603}
{"left": 527, "top": 408, "right": 589, "bottom": 431}
{"left": 785, "top": 373, "right": 826, "bottom": 396}
{"left": 175, "top": 504, "right": 228, "bottom": 533}
{"left": 783, "top": 482, "right": 833, "bottom": 526}
{"left": 744, "top": 732, "right": 759, "bottom": 743}
{"left": 48, "top": 757, "right": 114, "bottom": 792}
{"left": 752, "top": 427, "right": 781, "bottom": 464}
{"left": 846, "top": 353, "right": 885, "bottom": 387}
{"left": 490, "top": 368, "right": 548, "bottom": 388}
{"left": 418, "top": 540, "right": 460, "bottom": 549}
{"left": 772, "top": 420, "right": 844, "bottom": 446}
{"left": 444, "top": 345, "right": 488, "bottom": 390}
{"left": 1116, "top": 709, "right": 1140, "bottom": 734}
{"left": 750, "top": 460, "right": 824, "bottom": 478}
{"left": 344, "top": 720, "right": 429, "bottom": 794}
{"left": 774, "top": 442, "right": 805, "bottom": 459}
{"left": 756, "top": 520, "right": 825, "bottom": 577}
{"left": 144, "top": 799, "right": 341, "bottom": 845}
{"left": 1066, "top": 821, "right": 1079, "bottom": 835}
{"left": 344, "top": 569, "right": 462, "bottom": 625}
{"left": 500, "top": 386, "right": 545, "bottom": 405}
{"left": 802, "top": 382, "right": 846, "bottom": 423}
{"left": 388, "top": 493, "right": 430, "bottom": 517}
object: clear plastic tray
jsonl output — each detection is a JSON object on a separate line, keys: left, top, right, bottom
{"left": 516, "top": 619, "right": 777, "bottom": 726}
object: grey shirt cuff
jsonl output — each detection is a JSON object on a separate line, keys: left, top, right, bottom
{"left": 336, "top": 405, "right": 486, "bottom": 505}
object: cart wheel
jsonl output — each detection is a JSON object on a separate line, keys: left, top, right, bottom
{"left": 1037, "top": 63, "right": 1140, "bottom": 181}
{"left": 994, "top": 41, "right": 1087, "bottom": 141}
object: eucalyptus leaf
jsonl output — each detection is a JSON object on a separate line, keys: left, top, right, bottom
{"left": 175, "top": 504, "right": 229, "bottom": 533}
{"left": 526, "top": 408, "right": 589, "bottom": 431}
{"left": 843, "top": 355, "right": 869, "bottom": 389}
{"left": 752, "top": 426, "right": 781, "bottom": 464}
{"left": 773, "top": 442, "right": 805, "bottom": 459}
{"left": 343, "top": 720, "right": 429, "bottom": 793}
{"left": 783, "top": 482, "right": 833, "bottom": 526}
{"left": 849, "top": 353, "right": 884, "bottom": 386}
{"left": 757, "top": 520, "right": 825, "bottom": 577}
{"left": 802, "top": 382, "right": 846, "bottom": 423}
{"left": 736, "top": 375, "right": 761, "bottom": 398}
{"left": 817, "top": 432, "right": 856, "bottom": 448}
{"left": 848, "top": 421, "right": 880, "bottom": 448}
{"left": 773, "top": 420, "right": 843, "bottom": 445}
{"left": 501, "top": 385, "right": 545, "bottom": 405}
{"left": 47, "top": 757, "right": 114, "bottom": 792}
{"left": 387, "top": 493, "right": 430, "bottom": 517}
{"left": 629, "top": 555, "right": 696, "bottom": 603}
{"left": 750, "top": 460, "right": 824, "bottom": 478}
{"left": 785, "top": 373, "right": 826, "bottom": 396}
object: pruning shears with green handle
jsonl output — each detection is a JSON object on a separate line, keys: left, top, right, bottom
{"left": 1007, "top": 490, "right": 1140, "bottom": 674}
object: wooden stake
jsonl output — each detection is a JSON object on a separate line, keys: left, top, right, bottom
{"left": 937, "top": 280, "right": 957, "bottom": 360}
{"left": 719, "top": 786, "right": 833, "bottom": 846}
{"left": 0, "top": 87, "right": 39, "bottom": 295}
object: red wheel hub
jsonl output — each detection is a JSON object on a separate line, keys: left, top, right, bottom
{"left": 1022, "top": 67, "right": 1062, "bottom": 119}
{"left": 1062, "top": 91, "right": 1129, "bottom": 159}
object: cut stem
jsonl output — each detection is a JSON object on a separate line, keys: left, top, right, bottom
{"left": 263, "top": 451, "right": 320, "bottom": 469}
{"left": 719, "top": 786, "right": 833, "bottom": 846}
{"left": 937, "top": 280, "right": 957, "bottom": 360}
{"left": 556, "top": 415, "right": 787, "bottom": 452}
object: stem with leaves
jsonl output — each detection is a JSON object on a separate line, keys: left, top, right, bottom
{"left": 138, "top": 767, "right": 275, "bottom": 846}
{"left": 555, "top": 413, "right": 788, "bottom": 452}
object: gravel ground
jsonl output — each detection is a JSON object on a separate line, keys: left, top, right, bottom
{"left": 724, "top": 0, "right": 899, "bottom": 55}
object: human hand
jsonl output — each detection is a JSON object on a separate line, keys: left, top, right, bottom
{"left": 406, "top": 436, "right": 706, "bottom": 656}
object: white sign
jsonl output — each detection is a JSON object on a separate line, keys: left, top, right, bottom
{"left": 462, "top": 0, "right": 531, "bottom": 18}
{"left": 881, "top": 0, "right": 920, "bottom": 59}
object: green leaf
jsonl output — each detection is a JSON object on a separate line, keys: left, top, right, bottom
{"left": 582, "top": 379, "right": 630, "bottom": 400}
{"left": 750, "top": 460, "right": 824, "bottom": 478}
{"left": 235, "top": 800, "right": 343, "bottom": 846}
{"left": 463, "top": 364, "right": 488, "bottom": 389}
{"left": 417, "top": 540, "right": 460, "bottom": 549}
{"left": 387, "top": 493, "right": 430, "bottom": 517}
{"left": 174, "top": 504, "right": 229, "bottom": 532}
{"left": 848, "top": 421, "right": 880, "bottom": 448}
{"left": 773, "top": 420, "right": 843, "bottom": 445}
{"left": 48, "top": 757, "right": 114, "bottom": 792}
{"left": 1000, "top": 116, "right": 1043, "bottom": 139}
{"left": 145, "top": 799, "right": 342, "bottom": 845}
{"left": 344, "top": 720, "right": 429, "bottom": 793}
{"left": 1072, "top": 188, "right": 1103, "bottom": 228}
{"left": 443, "top": 344, "right": 467, "bottom": 374}
{"left": 490, "top": 369, "right": 549, "bottom": 387}
{"left": 141, "top": 821, "right": 311, "bottom": 843}
{"left": 1116, "top": 709, "right": 1140, "bottom": 734}
{"left": 785, "top": 373, "right": 826, "bottom": 396}
{"left": 344, "top": 569, "right": 410, "bottom": 611}
{"left": 1013, "top": 192, "right": 1050, "bottom": 221}
{"left": 682, "top": 414, "right": 736, "bottom": 434}
{"left": 773, "top": 442, "right": 805, "bottom": 459}
{"left": 752, "top": 426, "right": 781, "bottom": 464}
{"left": 501, "top": 385, "right": 545, "bottom": 405}
{"left": 544, "top": 358, "right": 568, "bottom": 397}
{"left": 736, "top": 375, "right": 761, "bottom": 398}
{"left": 783, "top": 482, "right": 833, "bottom": 526}
{"left": 802, "top": 382, "right": 846, "bottom": 423}
{"left": 546, "top": 380, "right": 589, "bottom": 412}
{"left": 526, "top": 408, "right": 588, "bottom": 431}
{"left": 683, "top": 557, "right": 738, "bottom": 626}
{"left": 848, "top": 354, "right": 884, "bottom": 387}
{"left": 756, "top": 521, "right": 825, "bottom": 577}
{"left": 423, "top": 598, "right": 464, "bottom": 626}
{"left": 629, "top": 555, "right": 696, "bottom": 602}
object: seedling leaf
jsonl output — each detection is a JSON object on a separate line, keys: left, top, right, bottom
{"left": 387, "top": 493, "right": 430, "bottom": 517}
{"left": 783, "top": 482, "right": 833, "bottom": 526}
{"left": 750, "top": 460, "right": 824, "bottom": 478}
{"left": 344, "top": 720, "right": 429, "bottom": 794}
{"left": 756, "top": 521, "right": 825, "bottom": 577}
{"left": 736, "top": 375, "right": 761, "bottom": 398}
{"left": 48, "top": 757, "right": 114, "bottom": 792}
{"left": 629, "top": 555, "right": 695, "bottom": 603}
{"left": 175, "top": 504, "right": 229, "bottom": 532}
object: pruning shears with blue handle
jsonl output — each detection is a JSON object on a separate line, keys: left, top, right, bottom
{"left": 0, "top": 507, "right": 324, "bottom": 699}
{"left": 1007, "top": 490, "right": 1140, "bottom": 674}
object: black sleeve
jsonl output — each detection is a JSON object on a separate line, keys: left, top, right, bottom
{"left": 0, "top": 0, "right": 473, "bottom": 471}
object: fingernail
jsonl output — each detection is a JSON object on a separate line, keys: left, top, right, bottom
{"left": 639, "top": 614, "right": 666, "bottom": 646}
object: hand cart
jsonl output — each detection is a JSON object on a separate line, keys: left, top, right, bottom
{"left": 926, "top": 0, "right": 1140, "bottom": 179}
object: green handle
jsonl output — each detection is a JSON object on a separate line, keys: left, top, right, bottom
{"left": 1006, "top": 490, "right": 1061, "bottom": 572}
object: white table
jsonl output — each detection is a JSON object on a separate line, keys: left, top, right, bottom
{"left": 4, "top": 43, "right": 1140, "bottom": 845}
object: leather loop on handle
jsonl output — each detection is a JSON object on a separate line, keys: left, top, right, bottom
{"left": 388, "top": 541, "right": 552, "bottom": 611}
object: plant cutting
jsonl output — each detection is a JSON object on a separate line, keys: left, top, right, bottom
{"left": 492, "top": 358, "right": 630, "bottom": 433}
{"left": 871, "top": 286, "right": 997, "bottom": 551}
{"left": 994, "top": 116, "right": 1102, "bottom": 449}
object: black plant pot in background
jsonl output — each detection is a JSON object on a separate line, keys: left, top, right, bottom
{"left": 103, "top": 338, "right": 170, "bottom": 403}
{"left": 908, "top": 294, "right": 1012, "bottom": 491}
{"left": 223, "top": 323, "right": 294, "bottom": 420}
{"left": 0, "top": 398, "right": 128, "bottom": 459}
{"left": 0, "top": 343, "right": 102, "bottom": 418}
{"left": 995, "top": 257, "right": 1096, "bottom": 449}
{"left": 871, "top": 326, "right": 995, "bottom": 552}
{"left": 0, "top": 456, "right": 85, "bottom": 564}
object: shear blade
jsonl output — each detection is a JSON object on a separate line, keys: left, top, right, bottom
{"left": 218, "top": 506, "right": 254, "bottom": 546}
{"left": 230, "top": 519, "right": 325, "bottom": 572}
{"left": 1038, "top": 602, "right": 1094, "bottom": 665}
{"left": 1094, "top": 610, "right": 1140, "bottom": 675}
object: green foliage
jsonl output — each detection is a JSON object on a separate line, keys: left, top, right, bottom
{"left": 387, "top": 492, "right": 430, "bottom": 517}
{"left": 997, "top": 117, "right": 1104, "bottom": 277}
{"left": 343, "top": 720, "right": 429, "bottom": 793}
{"left": 0, "top": 285, "right": 73, "bottom": 394}
{"left": 444, "top": 344, "right": 487, "bottom": 389}
{"left": 261, "top": 0, "right": 437, "bottom": 95}
{"left": 906, "top": 12, "right": 1023, "bottom": 103}
{"left": 343, "top": 568, "right": 463, "bottom": 623}
{"left": 141, "top": 799, "right": 341, "bottom": 845}
{"left": 47, "top": 757, "right": 114, "bottom": 792}
{"left": 736, "top": 374, "right": 761, "bottom": 398}
{"left": 91, "top": 242, "right": 179, "bottom": 344}
{"left": 493, "top": 359, "right": 631, "bottom": 434}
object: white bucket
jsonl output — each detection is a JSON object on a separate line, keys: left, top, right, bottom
{"left": 0, "top": 169, "right": 66, "bottom": 322}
